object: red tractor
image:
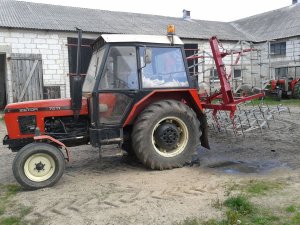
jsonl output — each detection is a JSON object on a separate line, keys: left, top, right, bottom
{"left": 2, "top": 27, "right": 263, "bottom": 189}
{"left": 267, "top": 77, "right": 300, "bottom": 100}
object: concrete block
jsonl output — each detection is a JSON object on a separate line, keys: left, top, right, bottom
{"left": 25, "top": 44, "right": 37, "bottom": 49}
{"left": 24, "top": 33, "right": 38, "bottom": 38}
{"left": 37, "top": 44, "right": 49, "bottom": 49}
{"left": 34, "top": 39, "right": 46, "bottom": 44}
{"left": 47, "top": 39, "right": 59, "bottom": 45}
{"left": 49, "top": 45, "right": 61, "bottom": 50}
{"left": 18, "top": 49, "right": 32, "bottom": 54}
{"left": 43, "top": 75, "right": 53, "bottom": 80}
{"left": 56, "top": 69, "right": 64, "bottom": 74}
{"left": 47, "top": 54, "right": 60, "bottom": 60}
{"left": 37, "top": 34, "right": 50, "bottom": 39}
{"left": 40, "top": 49, "right": 53, "bottom": 55}
{"left": 11, "top": 32, "right": 24, "bottom": 38}
{"left": 12, "top": 43, "right": 25, "bottom": 49}
{"left": 19, "top": 38, "right": 32, "bottom": 44}
{"left": 43, "top": 59, "right": 56, "bottom": 65}
{"left": 5, "top": 37, "right": 19, "bottom": 44}
{"left": 52, "top": 75, "right": 61, "bottom": 80}
{"left": 44, "top": 69, "right": 56, "bottom": 75}
{"left": 48, "top": 64, "right": 60, "bottom": 70}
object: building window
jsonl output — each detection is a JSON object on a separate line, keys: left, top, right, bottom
{"left": 275, "top": 67, "right": 288, "bottom": 78}
{"left": 43, "top": 86, "right": 61, "bottom": 99}
{"left": 184, "top": 44, "right": 198, "bottom": 75}
{"left": 210, "top": 69, "right": 220, "bottom": 80}
{"left": 296, "top": 67, "right": 300, "bottom": 77}
{"left": 234, "top": 69, "right": 241, "bottom": 78}
{"left": 270, "top": 42, "right": 286, "bottom": 56}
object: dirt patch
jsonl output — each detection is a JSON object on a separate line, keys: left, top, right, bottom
{"left": 0, "top": 107, "right": 299, "bottom": 225}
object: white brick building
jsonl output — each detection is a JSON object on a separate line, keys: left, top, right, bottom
{"left": 0, "top": 0, "right": 299, "bottom": 109}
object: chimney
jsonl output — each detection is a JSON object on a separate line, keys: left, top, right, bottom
{"left": 183, "top": 9, "right": 191, "bottom": 20}
{"left": 292, "top": 0, "right": 298, "bottom": 4}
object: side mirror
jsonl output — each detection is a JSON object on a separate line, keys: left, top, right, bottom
{"left": 140, "top": 47, "right": 152, "bottom": 69}
{"left": 145, "top": 48, "right": 152, "bottom": 65}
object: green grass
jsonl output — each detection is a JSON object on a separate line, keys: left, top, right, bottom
{"left": 245, "top": 180, "right": 284, "bottom": 195}
{"left": 0, "top": 184, "right": 32, "bottom": 225}
{"left": 250, "top": 97, "right": 300, "bottom": 106}
{"left": 286, "top": 205, "right": 297, "bottom": 213}
{"left": 174, "top": 217, "right": 201, "bottom": 225}
{"left": 224, "top": 195, "right": 253, "bottom": 215}
{"left": 0, "top": 216, "right": 21, "bottom": 225}
{"left": 291, "top": 212, "right": 300, "bottom": 224}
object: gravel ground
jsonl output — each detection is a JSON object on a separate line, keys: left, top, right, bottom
{"left": 0, "top": 106, "right": 299, "bottom": 225}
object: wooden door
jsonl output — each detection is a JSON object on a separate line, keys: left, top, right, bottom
{"left": 10, "top": 54, "right": 43, "bottom": 102}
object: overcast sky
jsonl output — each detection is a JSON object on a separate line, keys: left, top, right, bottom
{"left": 21, "top": 0, "right": 293, "bottom": 22}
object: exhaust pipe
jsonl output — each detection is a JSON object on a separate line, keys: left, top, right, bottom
{"left": 70, "top": 28, "right": 83, "bottom": 117}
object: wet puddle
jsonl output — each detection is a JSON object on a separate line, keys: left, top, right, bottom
{"left": 206, "top": 160, "right": 286, "bottom": 174}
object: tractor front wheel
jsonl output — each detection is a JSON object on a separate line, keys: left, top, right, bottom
{"left": 132, "top": 100, "right": 200, "bottom": 170}
{"left": 12, "top": 143, "right": 65, "bottom": 190}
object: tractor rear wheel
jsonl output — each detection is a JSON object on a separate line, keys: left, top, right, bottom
{"left": 132, "top": 100, "right": 200, "bottom": 170}
{"left": 12, "top": 143, "right": 65, "bottom": 190}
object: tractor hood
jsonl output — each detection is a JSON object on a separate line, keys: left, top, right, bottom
{"left": 3, "top": 98, "right": 89, "bottom": 141}
{"left": 4, "top": 98, "right": 88, "bottom": 114}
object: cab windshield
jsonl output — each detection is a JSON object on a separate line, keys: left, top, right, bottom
{"left": 82, "top": 47, "right": 105, "bottom": 92}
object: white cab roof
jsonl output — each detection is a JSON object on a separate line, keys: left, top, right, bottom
{"left": 101, "top": 34, "right": 184, "bottom": 45}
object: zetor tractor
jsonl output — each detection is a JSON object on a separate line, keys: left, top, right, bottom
{"left": 3, "top": 28, "right": 210, "bottom": 189}
{"left": 267, "top": 77, "right": 300, "bottom": 100}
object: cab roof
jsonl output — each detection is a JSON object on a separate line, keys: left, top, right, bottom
{"left": 100, "top": 34, "right": 184, "bottom": 45}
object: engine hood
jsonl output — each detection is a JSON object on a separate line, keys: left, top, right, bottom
{"left": 4, "top": 98, "right": 88, "bottom": 114}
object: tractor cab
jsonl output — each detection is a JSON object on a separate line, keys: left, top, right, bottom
{"left": 79, "top": 34, "right": 194, "bottom": 147}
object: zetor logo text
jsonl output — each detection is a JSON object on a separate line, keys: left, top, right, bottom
{"left": 19, "top": 108, "right": 38, "bottom": 112}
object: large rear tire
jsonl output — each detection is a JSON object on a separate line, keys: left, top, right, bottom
{"left": 12, "top": 143, "right": 65, "bottom": 190}
{"left": 132, "top": 100, "right": 200, "bottom": 170}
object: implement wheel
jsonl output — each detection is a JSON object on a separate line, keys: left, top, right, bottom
{"left": 132, "top": 100, "right": 200, "bottom": 170}
{"left": 12, "top": 143, "right": 65, "bottom": 190}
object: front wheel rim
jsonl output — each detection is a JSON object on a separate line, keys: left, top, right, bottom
{"left": 152, "top": 116, "right": 189, "bottom": 158}
{"left": 24, "top": 153, "right": 56, "bottom": 182}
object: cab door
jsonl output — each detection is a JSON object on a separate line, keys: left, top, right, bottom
{"left": 96, "top": 46, "right": 139, "bottom": 130}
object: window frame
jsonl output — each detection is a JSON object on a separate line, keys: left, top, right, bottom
{"left": 270, "top": 42, "right": 286, "bottom": 56}
{"left": 98, "top": 45, "right": 140, "bottom": 91}
{"left": 139, "top": 46, "right": 190, "bottom": 89}
{"left": 275, "top": 67, "right": 288, "bottom": 78}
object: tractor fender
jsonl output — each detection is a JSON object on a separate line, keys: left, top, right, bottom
{"left": 122, "top": 89, "right": 209, "bottom": 149}
{"left": 33, "top": 135, "right": 70, "bottom": 162}
{"left": 123, "top": 89, "right": 204, "bottom": 127}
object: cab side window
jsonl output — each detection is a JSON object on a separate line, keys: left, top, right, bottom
{"left": 140, "top": 47, "right": 189, "bottom": 88}
{"left": 99, "top": 46, "right": 138, "bottom": 89}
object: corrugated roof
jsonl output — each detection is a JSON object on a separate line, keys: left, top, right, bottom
{"left": 0, "top": 0, "right": 248, "bottom": 41}
{"left": 0, "top": 0, "right": 300, "bottom": 42}
{"left": 231, "top": 3, "right": 300, "bottom": 42}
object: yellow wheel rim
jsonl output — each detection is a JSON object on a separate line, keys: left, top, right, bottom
{"left": 24, "top": 153, "right": 55, "bottom": 182}
{"left": 152, "top": 116, "right": 189, "bottom": 158}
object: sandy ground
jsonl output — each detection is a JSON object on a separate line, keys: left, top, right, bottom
{"left": 0, "top": 106, "right": 300, "bottom": 225}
